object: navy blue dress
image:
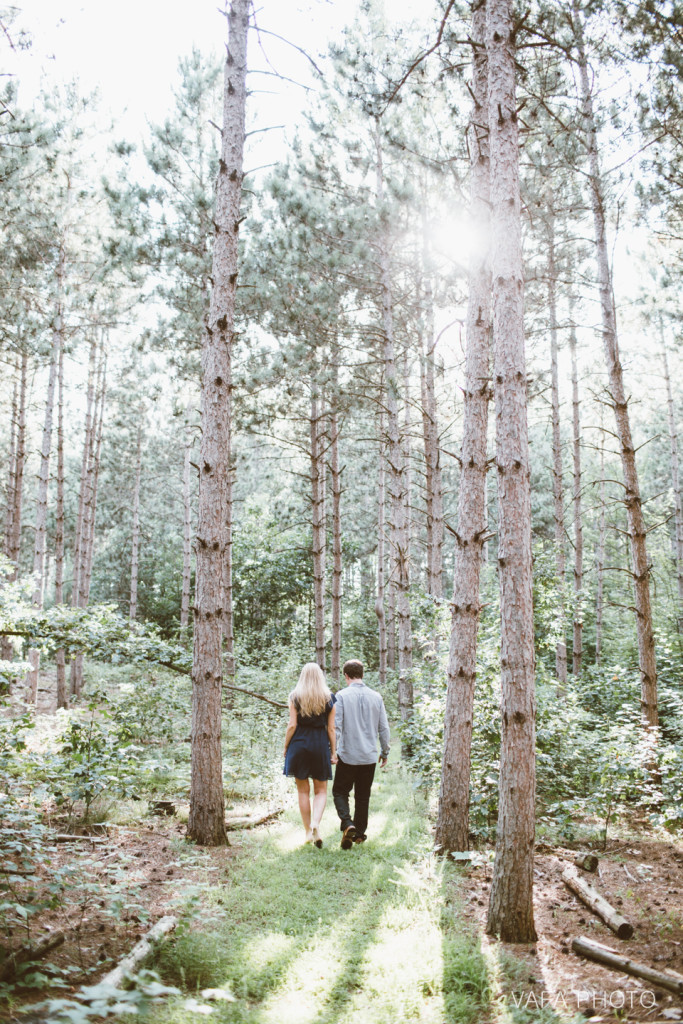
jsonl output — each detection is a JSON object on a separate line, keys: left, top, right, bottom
{"left": 284, "top": 695, "right": 336, "bottom": 781}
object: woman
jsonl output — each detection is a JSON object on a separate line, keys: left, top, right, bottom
{"left": 283, "top": 662, "right": 336, "bottom": 847}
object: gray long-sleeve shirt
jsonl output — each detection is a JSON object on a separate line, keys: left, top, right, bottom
{"left": 335, "top": 681, "right": 390, "bottom": 765}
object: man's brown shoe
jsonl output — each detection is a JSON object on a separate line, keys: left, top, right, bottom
{"left": 340, "top": 825, "right": 357, "bottom": 849}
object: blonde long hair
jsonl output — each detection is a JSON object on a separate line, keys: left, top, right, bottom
{"left": 290, "top": 663, "right": 331, "bottom": 718}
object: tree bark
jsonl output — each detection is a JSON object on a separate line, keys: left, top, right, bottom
{"left": 8, "top": 350, "right": 27, "bottom": 576}
{"left": 375, "top": 413, "right": 388, "bottom": 686}
{"left": 310, "top": 390, "right": 326, "bottom": 671}
{"left": 595, "top": 423, "right": 607, "bottom": 666}
{"left": 485, "top": 0, "right": 537, "bottom": 943}
{"left": 55, "top": 334, "right": 67, "bottom": 709}
{"left": 188, "top": 0, "right": 248, "bottom": 847}
{"left": 574, "top": 3, "right": 658, "bottom": 730}
{"left": 181, "top": 429, "right": 193, "bottom": 636}
{"left": 70, "top": 338, "right": 97, "bottom": 697}
{"left": 435, "top": 0, "right": 491, "bottom": 854}
{"left": 419, "top": 251, "right": 444, "bottom": 600}
{"left": 662, "top": 344, "right": 683, "bottom": 630}
{"left": 129, "top": 423, "right": 143, "bottom": 621}
{"left": 569, "top": 300, "right": 584, "bottom": 672}
{"left": 27, "top": 306, "right": 62, "bottom": 703}
{"left": 548, "top": 215, "right": 567, "bottom": 688}
{"left": 375, "top": 126, "right": 412, "bottom": 727}
{"left": 329, "top": 394, "right": 343, "bottom": 684}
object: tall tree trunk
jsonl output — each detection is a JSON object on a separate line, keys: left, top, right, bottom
{"left": 71, "top": 345, "right": 106, "bottom": 697}
{"left": 574, "top": 3, "right": 658, "bottom": 730}
{"left": 485, "top": 0, "right": 537, "bottom": 943}
{"left": 188, "top": 0, "right": 248, "bottom": 847}
{"left": 662, "top": 345, "right": 683, "bottom": 630}
{"left": 329, "top": 394, "right": 343, "bottom": 685}
{"left": 1, "top": 365, "right": 19, "bottom": 666}
{"left": 55, "top": 334, "right": 67, "bottom": 709}
{"left": 375, "top": 126, "right": 412, "bottom": 726}
{"left": 181, "top": 431, "right": 193, "bottom": 636}
{"left": 8, "top": 350, "right": 28, "bottom": 577}
{"left": 3, "top": 369, "right": 18, "bottom": 559}
{"left": 375, "top": 413, "right": 388, "bottom": 686}
{"left": 27, "top": 313, "right": 62, "bottom": 702}
{"left": 310, "top": 390, "right": 326, "bottom": 671}
{"left": 435, "top": 0, "right": 491, "bottom": 854}
{"left": 70, "top": 338, "right": 97, "bottom": 697}
{"left": 129, "top": 424, "right": 143, "bottom": 621}
{"left": 420, "top": 227, "right": 444, "bottom": 600}
{"left": 548, "top": 216, "right": 567, "bottom": 687}
{"left": 595, "top": 419, "right": 607, "bottom": 665}
{"left": 569, "top": 300, "right": 584, "bottom": 672}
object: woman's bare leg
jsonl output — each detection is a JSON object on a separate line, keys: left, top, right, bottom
{"left": 295, "top": 778, "right": 312, "bottom": 838}
{"left": 311, "top": 779, "right": 328, "bottom": 829}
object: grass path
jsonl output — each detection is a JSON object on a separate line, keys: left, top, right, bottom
{"left": 146, "top": 768, "right": 548, "bottom": 1024}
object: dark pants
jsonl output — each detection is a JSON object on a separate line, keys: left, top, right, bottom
{"left": 333, "top": 758, "right": 376, "bottom": 838}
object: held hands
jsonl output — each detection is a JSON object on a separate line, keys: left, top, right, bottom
{"left": 331, "top": 753, "right": 338, "bottom": 764}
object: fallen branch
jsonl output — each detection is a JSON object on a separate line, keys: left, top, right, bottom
{"left": 100, "top": 916, "right": 177, "bottom": 989}
{"left": 53, "top": 834, "right": 107, "bottom": 844}
{"left": 225, "top": 808, "right": 283, "bottom": 831}
{"left": 573, "top": 852, "right": 599, "bottom": 872}
{"left": 562, "top": 864, "right": 634, "bottom": 938}
{"left": 0, "top": 930, "right": 65, "bottom": 982}
{"left": 222, "top": 684, "right": 288, "bottom": 709}
{"left": 571, "top": 936, "right": 683, "bottom": 995}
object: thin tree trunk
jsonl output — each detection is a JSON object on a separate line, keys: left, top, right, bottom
{"left": 662, "top": 345, "right": 683, "bottom": 630}
{"left": 485, "top": 0, "right": 537, "bottom": 943}
{"left": 181, "top": 432, "right": 193, "bottom": 636}
{"left": 420, "top": 225, "right": 444, "bottom": 600}
{"left": 55, "top": 334, "right": 67, "bottom": 709}
{"left": 548, "top": 216, "right": 567, "bottom": 687}
{"left": 310, "top": 390, "right": 326, "bottom": 671}
{"left": 329, "top": 395, "right": 343, "bottom": 685}
{"left": 375, "top": 126, "right": 412, "bottom": 727}
{"left": 8, "top": 350, "right": 28, "bottom": 577}
{"left": 574, "top": 4, "right": 658, "bottom": 730}
{"left": 188, "top": 0, "right": 248, "bottom": 847}
{"left": 1, "top": 366, "right": 19, "bottom": 666}
{"left": 595, "top": 420, "right": 607, "bottom": 665}
{"left": 569, "top": 299, "right": 584, "bottom": 672}
{"left": 375, "top": 413, "right": 388, "bottom": 686}
{"left": 129, "top": 424, "right": 142, "bottom": 621}
{"left": 435, "top": 0, "right": 491, "bottom": 854}
{"left": 27, "top": 312, "right": 62, "bottom": 702}
{"left": 3, "top": 369, "right": 18, "bottom": 558}
{"left": 72, "top": 345, "right": 106, "bottom": 697}
{"left": 70, "top": 338, "right": 97, "bottom": 697}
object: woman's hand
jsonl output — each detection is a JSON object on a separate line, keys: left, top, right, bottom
{"left": 331, "top": 753, "right": 338, "bottom": 764}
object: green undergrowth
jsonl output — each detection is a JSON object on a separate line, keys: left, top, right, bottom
{"left": 139, "top": 768, "right": 576, "bottom": 1024}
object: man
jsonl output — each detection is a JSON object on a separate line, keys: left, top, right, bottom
{"left": 332, "top": 658, "right": 390, "bottom": 849}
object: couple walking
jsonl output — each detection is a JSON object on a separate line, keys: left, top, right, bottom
{"left": 283, "top": 659, "right": 390, "bottom": 849}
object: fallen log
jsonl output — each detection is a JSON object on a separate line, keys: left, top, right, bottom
{"left": 53, "top": 834, "right": 107, "bottom": 844}
{"left": 100, "top": 916, "right": 177, "bottom": 990}
{"left": 572, "top": 936, "right": 683, "bottom": 995}
{"left": 225, "top": 808, "right": 283, "bottom": 831}
{"left": 0, "top": 930, "right": 65, "bottom": 982}
{"left": 561, "top": 864, "right": 634, "bottom": 939}
{"left": 574, "top": 852, "right": 599, "bottom": 872}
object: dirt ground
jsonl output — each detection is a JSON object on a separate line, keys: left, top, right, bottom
{"left": 460, "top": 836, "right": 683, "bottom": 1021}
{"left": 0, "top": 812, "right": 238, "bottom": 1022}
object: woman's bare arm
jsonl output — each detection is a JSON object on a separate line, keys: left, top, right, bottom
{"left": 284, "top": 702, "right": 298, "bottom": 754}
{"left": 327, "top": 705, "right": 337, "bottom": 763}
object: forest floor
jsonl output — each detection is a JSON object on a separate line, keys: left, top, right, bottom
{"left": 2, "top": 690, "right": 683, "bottom": 1023}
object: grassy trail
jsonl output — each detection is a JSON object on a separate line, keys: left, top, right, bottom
{"left": 147, "top": 766, "right": 500, "bottom": 1024}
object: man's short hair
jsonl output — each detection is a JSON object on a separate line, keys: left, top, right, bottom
{"left": 343, "top": 659, "right": 364, "bottom": 680}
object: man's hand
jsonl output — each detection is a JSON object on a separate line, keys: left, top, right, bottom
{"left": 379, "top": 756, "right": 388, "bottom": 768}
{"left": 331, "top": 753, "right": 338, "bottom": 764}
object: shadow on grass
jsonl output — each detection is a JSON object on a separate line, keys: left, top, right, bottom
{"left": 439, "top": 869, "right": 583, "bottom": 1024}
{"left": 150, "top": 773, "right": 424, "bottom": 1023}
